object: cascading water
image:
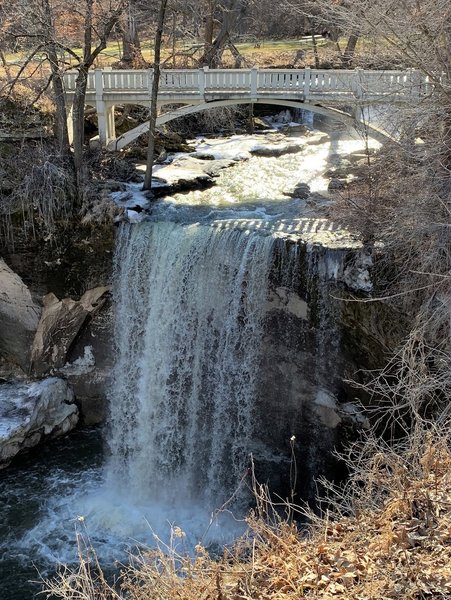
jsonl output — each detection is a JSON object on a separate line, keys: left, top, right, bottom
{"left": 107, "top": 220, "right": 275, "bottom": 512}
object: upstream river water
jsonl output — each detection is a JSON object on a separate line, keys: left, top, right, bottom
{"left": 0, "top": 115, "right": 379, "bottom": 599}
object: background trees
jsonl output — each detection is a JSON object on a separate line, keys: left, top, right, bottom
{"left": 1, "top": 0, "right": 126, "bottom": 189}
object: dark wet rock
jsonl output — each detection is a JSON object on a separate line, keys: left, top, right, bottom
{"left": 328, "top": 178, "right": 347, "bottom": 191}
{"left": 31, "top": 287, "right": 110, "bottom": 377}
{"left": 60, "top": 299, "right": 114, "bottom": 426}
{"left": 292, "top": 183, "right": 311, "bottom": 199}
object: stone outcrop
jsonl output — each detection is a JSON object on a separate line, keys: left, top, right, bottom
{"left": 0, "top": 377, "right": 78, "bottom": 467}
{"left": 0, "top": 258, "right": 40, "bottom": 370}
{"left": 59, "top": 299, "right": 114, "bottom": 425}
{"left": 31, "top": 286, "right": 110, "bottom": 377}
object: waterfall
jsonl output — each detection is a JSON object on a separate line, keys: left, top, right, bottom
{"left": 106, "top": 221, "right": 275, "bottom": 511}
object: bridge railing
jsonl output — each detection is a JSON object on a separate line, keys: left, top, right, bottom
{"left": 63, "top": 67, "right": 431, "bottom": 99}
{"left": 204, "top": 68, "right": 252, "bottom": 91}
{"left": 160, "top": 70, "right": 200, "bottom": 90}
{"left": 103, "top": 70, "right": 148, "bottom": 90}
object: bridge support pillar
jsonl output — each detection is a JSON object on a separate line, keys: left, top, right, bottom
{"left": 94, "top": 69, "right": 117, "bottom": 148}
{"left": 95, "top": 101, "right": 116, "bottom": 148}
{"left": 96, "top": 102, "right": 107, "bottom": 147}
{"left": 95, "top": 69, "right": 107, "bottom": 147}
{"left": 66, "top": 102, "right": 74, "bottom": 146}
{"left": 106, "top": 104, "right": 116, "bottom": 146}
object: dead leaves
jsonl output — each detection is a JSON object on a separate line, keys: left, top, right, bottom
{"left": 228, "top": 443, "right": 451, "bottom": 600}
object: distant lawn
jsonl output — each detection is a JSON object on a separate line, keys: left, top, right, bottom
{"left": 3, "top": 36, "right": 330, "bottom": 70}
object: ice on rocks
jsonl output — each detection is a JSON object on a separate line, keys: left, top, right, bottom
{"left": 0, "top": 378, "right": 78, "bottom": 466}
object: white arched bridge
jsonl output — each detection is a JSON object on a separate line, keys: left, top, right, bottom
{"left": 63, "top": 67, "right": 431, "bottom": 150}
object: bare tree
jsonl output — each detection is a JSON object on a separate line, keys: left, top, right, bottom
{"left": 120, "top": 0, "right": 146, "bottom": 66}
{"left": 2, "top": 0, "right": 126, "bottom": 191}
{"left": 143, "top": 0, "right": 169, "bottom": 191}
{"left": 69, "top": 0, "right": 126, "bottom": 185}
{"left": 199, "top": 0, "right": 246, "bottom": 67}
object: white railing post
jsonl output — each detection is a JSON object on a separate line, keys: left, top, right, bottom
{"left": 303, "top": 67, "right": 311, "bottom": 100}
{"left": 203, "top": 66, "right": 209, "bottom": 95}
{"left": 353, "top": 68, "right": 364, "bottom": 99}
{"left": 199, "top": 66, "right": 206, "bottom": 98}
{"left": 94, "top": 68, "right": 103, "bottom": 95}
{"left": 95, "top": 69, "right": 107, "bottom": 147}
{"left": 251, "top": 67, "right": 258, "bottom": 97}
{"left": 408, "top": 68, "right": 422, "bottom": 98}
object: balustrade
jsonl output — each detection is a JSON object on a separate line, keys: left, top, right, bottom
{"left": 63, "top": 68, "right": 429, "bottom": 101}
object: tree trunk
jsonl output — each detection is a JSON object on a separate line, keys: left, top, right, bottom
{"left": 311, "top": 34, "right": 320, "bottom": 68}
{"left": 122, "top": 0, "right": 145, "bottom": 66}
{"left": 200, "top": 0, "right": 240, "bottom": 68}
{"left": 229, "top": 41, "right": 244, "bottom": 68}
{"left": 42, "top": 0, "right": 71, "bottom": 158}
{"left": 0, "top": 49, "right": 11, "bottom": 81}
{"left": 204, "top": 0, "right": 215, "bottom": 61}
{"left": 143, "top": 0, "right": 168, "bottom": 191}
{"left": 342, "top": 33, "right": 359, "bottom": 67}
{"left": 48, "top": 45, "right": 72, "bottom": 158}
{"left": 72, "top": 66, "right": 89, "bottom": 188}
{"left": 171, "top": 9, "right": 176, "bottom": 68}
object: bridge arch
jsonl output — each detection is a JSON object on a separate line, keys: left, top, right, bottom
{"left": 109, "top": 98, "right": 394, "bottom": 151}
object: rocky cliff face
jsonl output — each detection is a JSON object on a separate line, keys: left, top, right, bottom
{"left": 31, "top": 286, "right": 110, "bottom": 376}
{"left": 0, "top": 253, "right": 112, "bottom": 463}
{"left": 0, "top": 259, "right": 40, "bottom": 371}
{"left": 253, "top": 241, "right": 405, "bottom": 501}
{"left": 0, "top": 223, "right": 405, "bottom": 482}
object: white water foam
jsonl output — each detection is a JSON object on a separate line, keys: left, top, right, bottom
{"left": 107, "top": 221, "right": 275, "bottom": 509}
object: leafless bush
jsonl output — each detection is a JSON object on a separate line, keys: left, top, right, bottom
{"left": 165, "top": 105, "right": 251, "bottom": 137}
{"left": 0, "top": 142, "right": 76, "bottom": 248}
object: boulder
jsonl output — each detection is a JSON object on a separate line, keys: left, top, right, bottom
{"left": 0, "top": 377, "right": 78, "bottom": 467}
{"left": 252, "top": 117, "right": 272, "bottom": 131}
{"left": 0, "top": 258, "right": 40, "bottom": 370}
{"left": 138, "top": 156, "right": 236, "bottom": 195}
{"left": 292, "top": 183, "right": 311, "bottom": 199}
{"left": 343, "top": 249, "right": 373, "bottom": 293}
{"left": 251, "top": 142, "right": 302, "bottom": 157}
{"left": 31, "top": 286, "right": 110, "bottom": 377}
{"left": 304, "top": 131, "right": 329, "bottom": 146}
{"left": 328, "top": 178, "right": 347, "bottom": 191}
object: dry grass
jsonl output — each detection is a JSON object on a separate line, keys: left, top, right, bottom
{"left": 43, "top": 427, "right": 451, "bottom": 600}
